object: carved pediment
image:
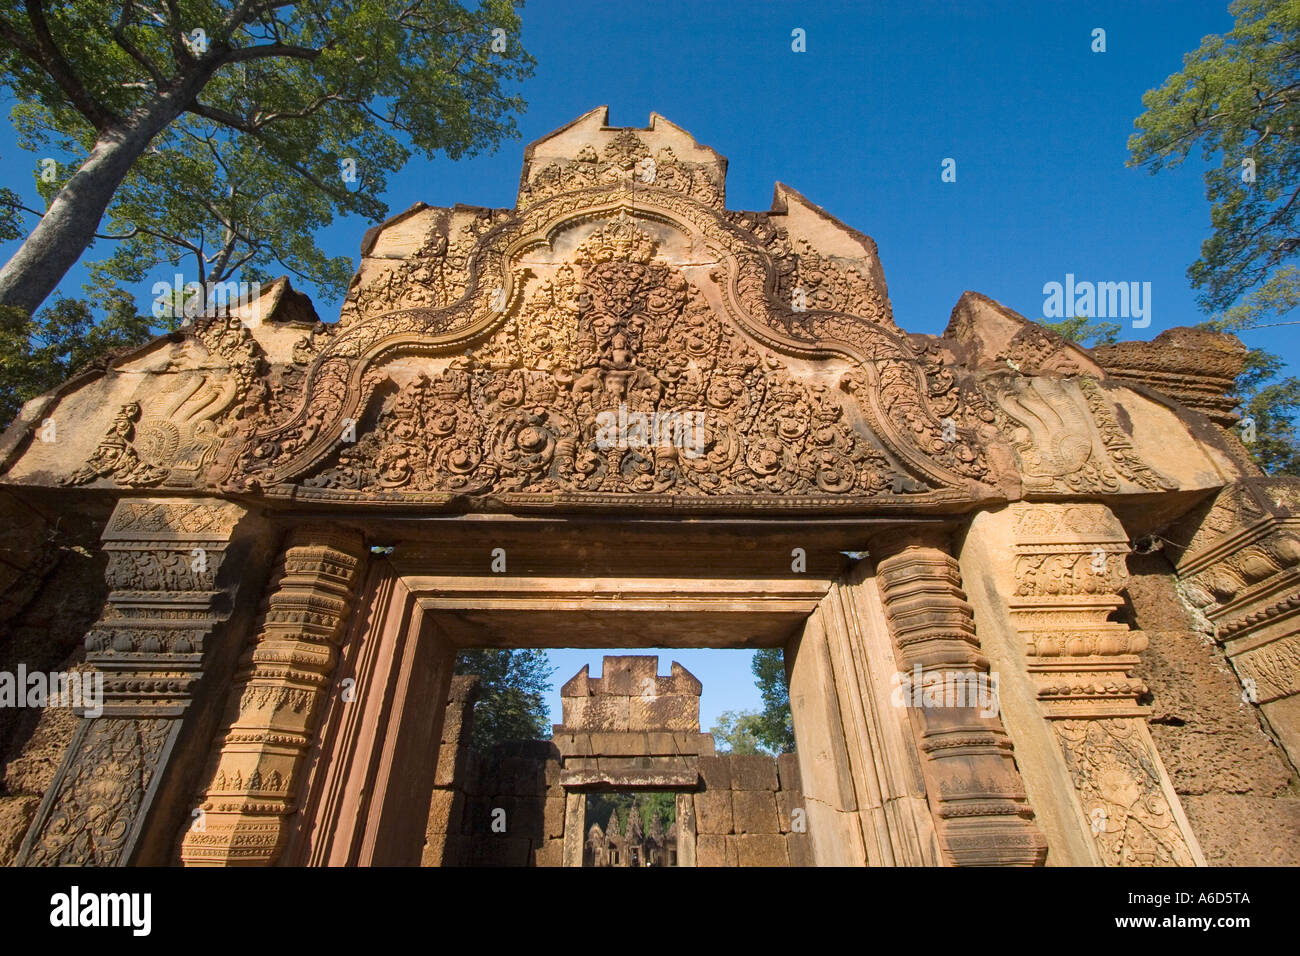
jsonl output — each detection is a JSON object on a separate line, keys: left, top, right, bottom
{"left": 208, "top": 112, "right": 1002, "bottom": 511}
{"left": 297, "top": 218, "right": 913, "bottom": 503}
{"left": 20, "top": 110, "right": 1232, "bottom": 514}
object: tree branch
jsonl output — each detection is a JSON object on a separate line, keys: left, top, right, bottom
{"left": 0, "top": 1, "right": 119, "bottom": 129}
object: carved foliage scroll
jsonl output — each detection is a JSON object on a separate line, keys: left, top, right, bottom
{"left": 1056, "top": 719, "right": 1198, "bottom": 867}
{"left": 302, "top": 218, "right": 911, "bottom": 501}
{"left": 224, "top": 176, "right": 994, "bottom": 498}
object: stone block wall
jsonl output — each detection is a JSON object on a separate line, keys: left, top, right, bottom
{"left": 693, "top": 753, "right": 811, "bottom": 867}
{"left": 1124, "top": 551, "right": 1300, "bottom": 865}
{"left": 422, "top": 675, "right": 563, "bottom": 867}
{"left": 421, "top": 675, "right": 478, "bottom": 866}
{"left": 458, "top": 741, "right": 558, "bottom": 866}
{"left": 425, "top": 657, "right": 809, "bottom": 867}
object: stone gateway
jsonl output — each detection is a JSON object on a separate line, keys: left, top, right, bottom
{"left": 1, "top": 108, "right": 1298, "bottom": 866}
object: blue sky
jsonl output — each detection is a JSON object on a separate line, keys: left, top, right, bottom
{"left": 1, "top": 1, "right": 1291, "bottom": 733}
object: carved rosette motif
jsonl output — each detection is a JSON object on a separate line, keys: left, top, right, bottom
{"left": 17, "top": 498, "right": 248, "bottom": 866}
{"left": 180, "top": 530, "right": 365, "bottom": 866}
{"left": 873, "top": 530, "right": 1048, "bottom": 866}
{"left": 1008, "top": 502, "right": 1202, "bottom": 867}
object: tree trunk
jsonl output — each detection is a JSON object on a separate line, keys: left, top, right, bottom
{"left": 0, "top": 101, "right": 188, "bottom": 316}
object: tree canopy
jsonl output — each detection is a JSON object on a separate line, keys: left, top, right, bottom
{"left": 0, "top": 0, "right": 534, "bottom": 316}
{"left": 709, "top": 709, "right": 770, "bottom": 756}
{"left": 1129, "top": 0, "right": 1300, "bottom": 329}
{"left": 454, "top": 648, "right": 553, "bottom": 753}
{"left": 750, "top": 647, "right": 795, "bottom": 755}
{"left": 1124, "top": 0, "right": 1300, "bottom": 475}
{"left": 0, "top": 277, "right": 152, "bottom": 424}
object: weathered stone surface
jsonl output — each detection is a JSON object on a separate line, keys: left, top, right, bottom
{"left": 734, "top": 833, "right": 788, "bottom": 867}
{"left": 774, "top": 753, "right": 800, "bottom": 791}
{"left": 724, "top": 835, "right": 741, "bottom": 867}
{"left": 1125, "top": 551, "right": 1300, "bottom": 865}
{"left": 587, "top": 732, "right": 649, "bottom": 756}
{"left": 732, "top": 790, "right": 780, "bottom": 834}
{"left": 424, "top": 789, "right": 457, "bottom": 835}
{"left": 510, "top": 798, "right": 544, "bottom": 837}
{"left": 787, "top": 832, "right": 814, "bottom": 867}
{"left": 475, "top": 836, "right": 533, "bottom": 867}
{"left": 535, "top": 837, "right": 564, "bottom": 868}
{"left": 694, "top": 791, "right": 733, "bottom": 835}
{"left": 696, "top": 834, "right": 728, "bottom": 867}
{"left": 560, "top": 658, "right": 702, "bottom": 733}
{"left": 544, "top": 796, "right": 566, "bottom": 839}
{"left": 697, "top": 755, "right": 732, "bottom": 791}
{"left": 0, "top": 795, "right": 40, "bottom": 865}
{"left": 560, "top": 769, "right": 698, "bottom": 789}
{"left": 776, "top": 790, "right": 803, "bottom": 834}
{"left": 730, "top": 754, "right": 779, "bottom": 791}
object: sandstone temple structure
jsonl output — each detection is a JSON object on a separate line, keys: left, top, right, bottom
{"left": 1, "top": 108, "right": 1299, "bottom": 866}
{"left": 421, "top": 657, "right": 809, "bottom": 866}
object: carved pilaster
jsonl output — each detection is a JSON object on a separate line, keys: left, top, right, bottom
{"left": 1165, "top": 477, "right": 1300, "bottom": 768}
{"left": 872, "top": 529, "right": 1047, "bottom": 866}
{"left": 180, "top": 528, "right": 364, "bottom": 865}
{"left": 17, "top": 498, "right": 249, "bottom": 866}
{"left": 1009, "top": 502, "right": 1203, "bottom": 866}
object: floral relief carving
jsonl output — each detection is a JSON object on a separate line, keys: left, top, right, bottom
{"left": 22, "top": 719, "right": 172, "bottom": 866}
{"left": 338, "top": 210, "right": 502, "bottom": 328}
{"left": 1056, "top": 719, "right": 1198, "bottom": 867}
{"left": 302, "top": 216, "right": 908, "bottom": 500}
{"left": 521, "top": 131, "right": 723, "bottom": 208}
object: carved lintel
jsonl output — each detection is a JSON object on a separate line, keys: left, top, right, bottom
{"left": 180, "top": 528, "right": 365, "bottom": 866}
{"left": 872, "top": 531, "right": 1047, "bottom": 866}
